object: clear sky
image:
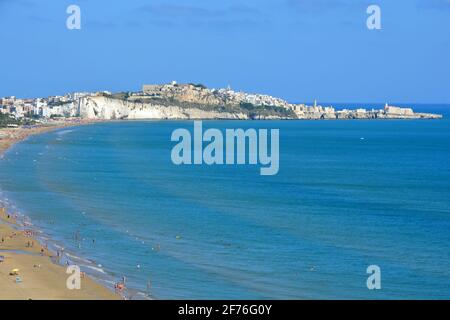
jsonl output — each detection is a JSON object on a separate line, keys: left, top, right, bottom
{"left": 0, "top": 0, "right": 449, "bottom": 103}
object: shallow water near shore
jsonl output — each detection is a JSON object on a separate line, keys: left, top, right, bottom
{"left": 1, "top": 105, "right": 449, "bottom": 299}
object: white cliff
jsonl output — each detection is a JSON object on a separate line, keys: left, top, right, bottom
{"left": 74, "top": 95, "right": 442, "bottom": 120}
{"left": 2, "top": 83, "right": 443, "bottom": 120}
{"left": 78, "top": 96, "right": 249, "bottom": 120}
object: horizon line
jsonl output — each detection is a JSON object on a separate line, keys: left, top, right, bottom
{"left": 1, "top": 87, "right": 450, "bottom": 107}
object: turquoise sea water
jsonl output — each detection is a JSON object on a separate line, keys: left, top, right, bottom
{"left": 0, "top": 105, "right": 449, "bottom": 299}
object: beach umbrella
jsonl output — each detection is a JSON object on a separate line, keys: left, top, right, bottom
{"left": 10, "top": 269, "right": 19, "bottom": 275}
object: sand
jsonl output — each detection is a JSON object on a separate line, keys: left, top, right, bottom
{"left": 0, "top": 120, "right": 91, "bottom": 155}
{"left": 0, "top": 122, "right": 119, "bottom": 300}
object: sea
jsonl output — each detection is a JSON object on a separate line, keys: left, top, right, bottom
{"left": 0, "top": 104, "right": 449, "bottom": 299}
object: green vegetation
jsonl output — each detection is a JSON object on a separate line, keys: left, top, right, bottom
{"left": 105, "top": 84, "right": 297, "bottom": 119}
{"left": 0, "top": 113, "right": 35, "bottom": 127}
{"left": 24, "top": 111, "right": 41, "bottom": 120}
{"left": 48, "top": 100, "right": 73, "bottom": 107}
{"left": 239, "top": 102, "right": 296, "bottom": 119}
{"left": 121, "top": 96, "right": 296, "bottom": 119}
{"left": 189, "top": 83, "right": 207, "bottom": 89}
{"left": 109, "top": 92, "right": 130, "bottom": 100}
{"left": 0, "top": 113, "right": 18, "bottom": 127}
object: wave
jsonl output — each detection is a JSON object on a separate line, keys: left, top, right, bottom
{"left": 56, "top": 129, "right": 76, "bottom": 136}
{"left": 64, "top": 252, "right": 94, "bottom": 265}
{"left": 83, "top": 264, "right": 107, "bottom": 274}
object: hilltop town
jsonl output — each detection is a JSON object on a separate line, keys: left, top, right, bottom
{"left": 0, "top": 82, "right": 442, "bottom": 125}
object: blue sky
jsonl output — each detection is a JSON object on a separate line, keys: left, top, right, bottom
{"left": 0, "top": 0, "right": 449, "bottom": 103}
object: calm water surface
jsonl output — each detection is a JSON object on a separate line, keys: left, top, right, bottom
{"left": 1, "top": 105, "right": 449, "bottom": 299}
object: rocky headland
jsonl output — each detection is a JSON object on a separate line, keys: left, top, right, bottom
{"left": 1, "top": 82, "right": 443, "bottom": 121}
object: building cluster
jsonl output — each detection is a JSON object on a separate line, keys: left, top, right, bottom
{"left": 213, "top": 87, "right": 293, "bottom": 109}
{"left": 141, "top": 82, "right": 341, "bottom": 115}
{"left": 141, "top": 82, "right": 297, "bottom": 109}
{"left": 1, "top": 82, "right": 345, "bottom": 121}
{"left": 1, "top": 82, "right": 434, "bottom": 121}
{"left": 0, "top": 92, "right": 99, "bottom": 119}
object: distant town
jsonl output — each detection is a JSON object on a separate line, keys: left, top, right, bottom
{"left": 0, "top": 82, "right": 443, "bottom": 126}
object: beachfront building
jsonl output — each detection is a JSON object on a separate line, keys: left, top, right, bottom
{"left": 384, "top": 105, "right": 414, "bottom": 116}
{"left": 69, "top": 92, "right": 91, "bottom": 101}
{"left": 33, "top": 98, "right": 48, "bottom": 117}
{"left": 142, "top": 84, "right": 162, "bottom": 95}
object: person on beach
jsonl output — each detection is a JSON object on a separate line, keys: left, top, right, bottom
{"left": 114, "top": 282, "right": 125, "bottom": 294}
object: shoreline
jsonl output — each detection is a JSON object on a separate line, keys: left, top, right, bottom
{"left": 1, "top": 117, "right": 447, "bottom": 300}
{"left": 2, "top": 84, "right": 444, "bottom": 121}
{"left": 0, "top": 120, "right": 120, "bottom": 300}
{"left": 0, "top": 119, "right": 100, "bottom": 156}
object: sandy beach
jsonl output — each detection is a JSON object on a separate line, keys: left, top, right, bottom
{"left": 0, "top": 121, "right": 119, "bottom": 300}
{"left": 0, "top": 120, "right": 90, "bottom": 156}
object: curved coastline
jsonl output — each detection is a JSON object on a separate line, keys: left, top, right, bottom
{"left": 2, "top": 115, "right": 449, "bottom": 300}
{"left": 0, "top": 121, "right": 121, "bottom": 300}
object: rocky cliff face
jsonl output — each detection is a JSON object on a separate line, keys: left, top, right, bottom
{"left": 2, "top": 82, "right": 442, "bottom": 121}
{"left": 49, "top": 84, "right": 439, "bottom": 122}
{"left": 293, "top": 105, "right": 442, "bottom": 120}
{"left": 77, "top": 96, "right": 249, "bottom": 120}
{"left": 73, "top": 96, "right": 442, "bottom": 120}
